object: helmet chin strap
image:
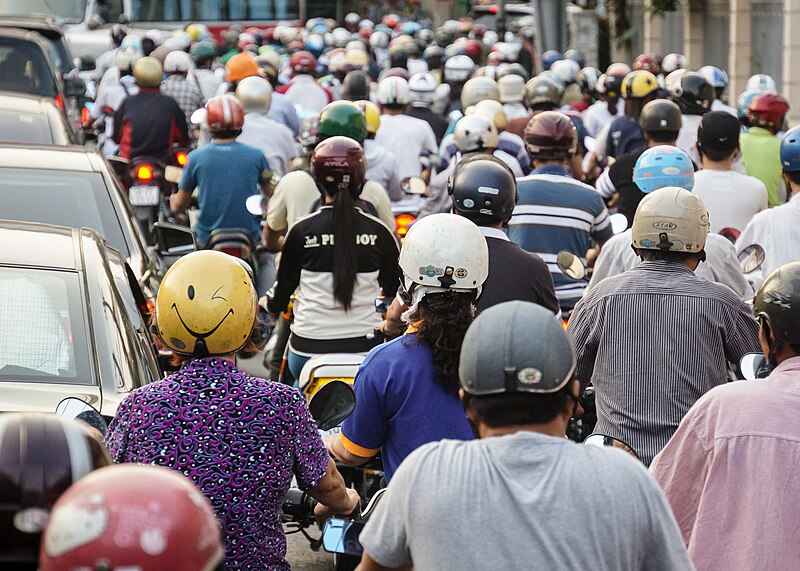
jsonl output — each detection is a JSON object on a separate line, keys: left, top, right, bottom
{"left": 193, "top": 338, "right": 210, "bottom": 359}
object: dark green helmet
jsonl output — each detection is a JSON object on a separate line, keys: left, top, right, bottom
{"left": 754, "top": 262, "right": 800, "bottom": 344}
{"left": 317, "top": 100, "right": 368, "bottom": 144}
{"left": 190, "top": 40, "right": 216, "bottom": 62}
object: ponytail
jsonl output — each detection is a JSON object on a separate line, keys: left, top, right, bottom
{"left": 331, "top": 190, "right": 358, "bottom": 311}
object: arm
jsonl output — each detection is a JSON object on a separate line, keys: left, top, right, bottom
{"left": 262, "top": 225, "right": 285, "bottom": 252}
{"left": 112, "top": 102, "right": 125, "bottom": 143}
{"left": 171, "top": 158, "right": 196, "bottom": 215}
{"left": 325, "top": 433, "right": 375, "bottom": 466}
{"left": 307, "top": 458, "right": 360, "bottom": 518}
{"left": 357, "top": 553, "right": 413, "bottom": 571}
{"left": 567, "top": 296, "right": 602, "bottom": 391}
{"left": 267, "top": 223, "right": 304, "bottom": 311}
{"left": 376, "top": 225, "right": 400, "bottom": 297}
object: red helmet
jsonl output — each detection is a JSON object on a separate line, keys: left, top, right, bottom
{"left": 311, "top": 136, "right": 366, "bottom": 199}
{"left": 38, "top": 465, "right": 224, "bottom": 571}
{"left": 462, "top": 39, "right": 483, "bottom": 64}
{"left": 749, "top": 91, "right": 790, "bottom": 130}
{"left": 523, "top": 111, "right": 578, "bottom": 160}
{"left": 0, "top": 413, "right": 110, "bottom": 567}
{"left": 206, "top": 94, "right": 245, "bottom": 132}
{"left": 633, "top": 53, "right": 660, "bottom": 75}
{"left": 290, "top": 50, "right": 317, "bottom": 74}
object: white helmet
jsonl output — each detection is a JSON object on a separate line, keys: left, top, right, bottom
{"left": 332, "top": 27, "right": 350, "bottom": 47}
{"left": 746, "top": 73, "right": 776, "bottom": 92}
{"left": 482, "top": 30, "right": 499, "bottom": 45}
{"left": 444, "top": 55, "right": 475, "bottom": 83}
{"left": 346, "top": 40, "right": 367, "bottom": 52}
{"left": 460, "top": 76, "right": 499, "bottom": 108}
{"left": 409, "top": 72, "right": 437, "bottom": 106}
{"left": 631, "top": 186, "right": 709, "bottom": 253}
{"left": 454, "top": 115, "right": 499, "bottom": 152}
{"left": 399, "top": 213, "right": 489, "bottom": 291}
{"left": 235, "top": 76, "right": 273, "bottom": 113}
{"left": 498, "top": 74, "right": 525, "bottom": 103}
{"left": 163, "top": 50, "right": 192, "bottom": 73}
{"left": 345, "top": 12, "right": 360, "bottom": 26}
{"left": 550, "top": 59, "right": 580, "bottom": 85}
{"left": 377, "top": 76, "right": 411, "bottom": 106}
{"left": 359, "top": 19, "right": 374, "bottom": 30}
{"left": 115, "top": 46, "right": 142, "bottom": 72}
{"left": 467, "top": 99, "right": 508, "bottom": 131}
{"left": 369, "top": 31, "right": 388, "bottom": 49}
{"left": 661, "top": 53, "right": 688, "bottom": 74}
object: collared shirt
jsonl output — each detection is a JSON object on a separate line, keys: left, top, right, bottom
{"left": 508, "top": 165, "right": 613, "bottom": 310}
{"left": 582, "top": 98, "right": 625, "bottom": 138}
{"left": 237, "top": 111, "right": 297, "bottom": 176}
{"left": 161, "top": 75, "right": 205, "bottom": 127}
{"left": 570, "top": 260, "right": 761, "bottom": 465}
{"left": 651, "top": 356, "right": 800, "bottom": 571}
{"left": 589, "top": 229, "right": 754, "bottom": 299}
{"left": 735, "top": 192, "right": 800, "bottom": 277}
{"left": 105, "top": 358, "right": 330, "bottom": 570}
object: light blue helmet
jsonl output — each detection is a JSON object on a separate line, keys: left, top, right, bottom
{"left": 780, "top": 126, "right": 800, "bottom": 172}
{"left": 737, "top": 89, "right": 760, "bottom": 121}
{"left": 633, "top": 145, "right": 695, "bottom": 193}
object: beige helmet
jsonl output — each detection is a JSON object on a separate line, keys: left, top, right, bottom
{"left": 133, "top": 56, "right": 163, "bottom": 88}
{"left": 498, "top": 74, "right": 525, "bottom": 103}
{"left": 467, "top": 99, "right": 508, "bottom": 131}
{"left": 460, "top": 76, "right": 500, "bottom": 109}
{"left": 235, "top": 75, "right": 273, "bottom": 113}
{"left": 631, "top": 186, "right": 710, "bottom": 253}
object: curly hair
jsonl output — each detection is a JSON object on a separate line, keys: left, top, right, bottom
{"left": 406, "top": 291, "right": 476, "bottom": 395}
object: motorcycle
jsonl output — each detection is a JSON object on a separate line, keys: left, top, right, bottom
{"left": 391, "top": 176, "right": 428, "bottom": 240}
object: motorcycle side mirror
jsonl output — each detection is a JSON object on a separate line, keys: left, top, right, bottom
{"left": 322, "top": 518, "right": 365, "bottom": 555}
{"left": 405, "top": 176, "right": 427, "bottom": 196}
{"left": 308, "top": 380, "right": 356, "bottom": 431}
{"left": 556, "top": 250, "right": 587, "bottom": 281}
{"left": 584, "top": 434, "right": 639, "bottom": 460}
{"left": 738, "top": 244, "right": 766, "bottom": 273}
{"left": 56, "top": 397, "right": 107, "bottom": 436}
{"left": 246, "top": 194, "right": 265, "bottom": 216}
{"left": 740, "top": 352, "right": 768, "bottom": 380}
{"left": 610, "top": 213, "right": 628, "bottom": 235}
{"left": 154, "top": 222, "right": 197, "bottom": 257}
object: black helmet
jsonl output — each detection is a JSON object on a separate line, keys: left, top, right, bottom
{"left": 671, "top": 72, "right": 715, "bottom": 115}
{"left": 388, "top": 44, "right": 408, "bottom": 69}
{"left": 603, "top": 73, "right": 624, "bottom": 98}
{"left": 343, "top": 70, "right": 371, "bottom": 101}
{"left": 423, "top": 45, "right": 444, "bottom": 70}
{"left": 449, "top": 154, "right": 518, "bottom": 223}
{"left": 0, "top": 413, "right": 110, "bottom": 566}
{"left": 639, "top": 99, "right": 682, "bottom": 133}
{"left": 754, "top": 262, "right": 800, "bottom": 347}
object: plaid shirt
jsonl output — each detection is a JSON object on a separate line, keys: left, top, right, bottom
{"left": 161, "top": 75, "right": 204, "bottom": 126}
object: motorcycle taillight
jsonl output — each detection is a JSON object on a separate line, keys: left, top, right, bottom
{"left": 136, "top": 165, "right": 154, "bottom": 182}
{"left": 219, "top": 244, "right": 251, "bottom": 259}
{"left": 176, "top": 151, "right": 188, "bottom": 166}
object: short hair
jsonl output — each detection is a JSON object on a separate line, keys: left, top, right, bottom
{"left": 649, "top": 131, "right": 679, "bottom": 143}
{"left": 461, "top": 383, "right": 573, "bottom": 428}
{"left": 212, "top": 128, "right": 242, "bottom": 139}
{"left": 636, "top": 249, "right": 701, "bottom": 263}
{"left": 699, "top": 145, "right": 736, "bottom": 162}
{"left": 785, "top": 170, "right": 800, "bottom": 185}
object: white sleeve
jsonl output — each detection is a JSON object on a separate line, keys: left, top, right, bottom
{"left": 594, "top": 167, "right": 616, "bottom": 199}
{"left": 703, "top": 234, "right": 753, "bottom": 299}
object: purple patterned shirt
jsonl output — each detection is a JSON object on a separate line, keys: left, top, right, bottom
{"left": 106, "top": 357, "right": 329, "bottom": 569}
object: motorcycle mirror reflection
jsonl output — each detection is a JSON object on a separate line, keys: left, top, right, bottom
{"left": 56, "top": 397, "right": 108, "bottom": 436}
{"left": 246, "top": 195, "right": 265, "bottom": 216}
{"left": 405, "top": 177, "right": 427, "bottom": 196}
{"left": 738, "top": 244, "right": 766, "bottom": 274}
{"left": 584, "top": 434, "right": 639, "bottom": 460}
{"left": 610, "top": 213, "right": 628, "bottom": 235}
{"left": 322, "top": 518, "right": 365, "bottom": 555}
{"left": 556, "top": 250, "right": 587, "bottom": 281}
{"left": 740, "top": 352, "right": 768, "bottom": 380}
{"left": 308, "top": 380, "right": 356, "bottom": 431}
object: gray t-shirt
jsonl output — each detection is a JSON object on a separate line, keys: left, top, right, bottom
{"left": 359, "top": 431, "right": 693, "bottom": 570}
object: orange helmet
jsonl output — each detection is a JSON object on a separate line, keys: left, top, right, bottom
{"left": 225, "top": 52, "right": 259, "bottom": 82}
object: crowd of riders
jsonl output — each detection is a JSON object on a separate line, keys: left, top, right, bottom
{"left": 6, "top": 9, "right": 800, "bottom": 571}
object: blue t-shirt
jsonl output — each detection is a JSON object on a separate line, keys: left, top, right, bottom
{"left": 341, "top": 333, "right": 474, "bottom": 482}
{"left": 179, "top": 141, "right": 269, "bottom": 244}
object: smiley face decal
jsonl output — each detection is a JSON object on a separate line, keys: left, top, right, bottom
{"left": 155, "top": 251, "right": 257, "bottom": 356}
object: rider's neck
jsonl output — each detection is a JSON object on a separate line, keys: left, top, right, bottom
{"left": 476, "top": 418, "right": 570, "bottom": 439}
{"left": 212, "top": 137, "right": 237, "bottom": 143}
{"left": 701, "top": 154, "right": 735, "bottom": 171}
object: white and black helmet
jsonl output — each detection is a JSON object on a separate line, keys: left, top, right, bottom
{"left": 409, "top": 72, "right": 437, "bottom": 107}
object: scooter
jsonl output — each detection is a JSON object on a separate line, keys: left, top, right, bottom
{"left": 391, "top": 176, "right": 427, "bottom": 240}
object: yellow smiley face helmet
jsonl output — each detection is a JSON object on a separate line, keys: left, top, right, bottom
{"left": 155, "top": 251, "right": 257, "bottom": 357}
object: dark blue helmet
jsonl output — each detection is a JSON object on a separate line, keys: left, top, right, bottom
{"left": 542, "top": 50, "right": 563, "bottom": 71}
{"left": 780, "top": 126, "right": 800, "bottom": 172}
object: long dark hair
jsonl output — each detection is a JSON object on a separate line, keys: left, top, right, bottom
{"left": 410, "top": 291, "right": 476, "bottom": 395}
{"left": 331, "top": 189, "right": 358, "bottom": 311}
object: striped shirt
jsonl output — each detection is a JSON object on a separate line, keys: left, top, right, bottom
{"left": 508, "top": 166, "right": 613, "bottom": 310}
{"left": 569, "top": 261, "right": 761, "bottom": 466}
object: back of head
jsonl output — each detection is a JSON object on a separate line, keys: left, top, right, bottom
{"left": 450, "top": 154, "right": 517, "bottom": 224}
{"left": 749, "top": 91, "right": 790, "bottom": 132}
{"left": 317, "top": 100, "right": 368, "bottom": 143}
{"left": 461, "top": 76, "right": 500, "bottom": 109}
{"left": 639, "top": 99, "right": 682, "bottom": 139}
{"left": 523, "top": 76, "right": 563, "bottom": 109}
{"left": 38, "top": 465, "right": 223, "bottom": 571}
{"left": 631, "top": 186, "right": 709, "bottom": 254}
{"left": 661, "top": 52, "right": 687, "bottom": 74}
{"left": 523, "top": 110, "right": 577, "bottom": 161}
{"left": 132, "top": 56, "right": 163, "bottom": 88}
{"left": 454, "top": 114, "right": 498, "bottom": 153}
{"left": 468, "top": 99, "right": 507, "bottom": 131}
{"left": 498, "top": 73, "right": 525, "bottom": 103}
{"left": 780, "top": 125, "right": 800, "bottom": 173}
{"left": 353, "top": 99, "right": 380, "bottom": 137}
{"left": 671, "top": 72, "right": 714, "bottom": 115}
{"left": 289, "top": 50, "right": 317, "bottom": 76}
{"left": 408, "top": 72, "right": 437, "bottom": 107}
{"left": 376, "top": 76, "right": 411, "bottom": 108}
{"left": 235, "top": 75, "right": 273, "bottom": 114}
{"left": 163, "top": 49, "right": 192, "bottom": 74}
{"left": 343, "top": 69, "right": 371, "bottom": 101}
{"left": 0, "top": 413, "right": 110, "bottom": 566}
{"left": 753, "top": 262, "right": 800, "bottom": 347}
{"left": 443, "top": 54, "right": 475, "bottom": 83}
{"left": 311, "top": 136, "right": 366, "bottom": 200}
{"left": 621, "top": 70, "right": 659, "bottom": 100}
{"left": 225, "top": 52, "right": 259, "bottom": 82}
{"left": 697, "top": 111, "right": 740, "bottom": 160}
{"left": 633, "top": 145, "right": 695, "bottom": 193}
{"left": 746, "top": 73, "right": 777, "bottom": 93}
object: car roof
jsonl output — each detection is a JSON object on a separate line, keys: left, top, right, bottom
{"left": 0, "top": 16, "right": 61, "bottom": 36}
{"left": 0, "top": 220, "right": 90, "bottom": 270}
{"left": 0, "top": 90, "right": 58, "bottom": 113}
{"left": 0, "top": 144, "right": 104, "bottom": 171}
{"left": 0, "top": 25, "right": 50, "bottom": 47}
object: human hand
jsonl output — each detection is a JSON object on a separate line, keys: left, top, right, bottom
{"left": 314, "top": 488, "right": 360, "bottom": 523}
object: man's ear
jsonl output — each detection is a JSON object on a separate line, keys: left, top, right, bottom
{"left": 459, "top": 388, "right": 477, "bottom": 424}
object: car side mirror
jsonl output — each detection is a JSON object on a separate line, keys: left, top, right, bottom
{"left": 76, "top": 56, "right": 95, "bottom": 72}
{"left": 64, "top": 77, "right": 87, "bottom": 98}
{"left": 154, "top": 222, "right": 196, "bottom": 257}
{"left": 308, "top": 380, "right": 356, "bottom": 431}
{"left": 106, "top": 156, "right": 129, "bottom": 180}
{"left": 56, "top": 397, "right": 108, "bottom": 436}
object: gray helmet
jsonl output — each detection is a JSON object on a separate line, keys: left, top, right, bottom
{"left": 753, "top": 262, "right": 800, "bottom": 344}
{"left": 459, "top": 301, "right": 576, "bottom": 395}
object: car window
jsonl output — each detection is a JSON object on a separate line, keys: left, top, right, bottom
{"left": 0, "top": 38, "right": 57, "bottom": 97}
{"left": 42, "top": 36, "right": 68, "bottom": 74}
{"left": 0, "top": 1, "right": 86, "bottom": 24}
{"left": 0, "top": 167, "right": 129, "bottom": 256}
{"left": 0, "top": 267, "right": 91, "bottom": 383}
{"left": 0, "top": 109, "right": 54, "bottom": 143}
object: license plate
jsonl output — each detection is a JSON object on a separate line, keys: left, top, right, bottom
{"left": 129, "top": 185, "right": 160, "bottom": 206}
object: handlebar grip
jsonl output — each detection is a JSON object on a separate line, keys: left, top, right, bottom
{"left": 282, "top": 488, "right": 317, "bottom": 522}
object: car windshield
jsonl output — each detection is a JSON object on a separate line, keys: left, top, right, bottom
{"left": 0, "top": 0, "right": 85, "bottom": 23}
{"left": 0, "top": 167, "right": 129, "bottom": 256}
{"left": 133, "top": 0, "right": 298, "bottom": 21}
{"left": 0, "top": 110, "right": 55, "bottom": 143}
{"left": 0, "top": 38, "right": 57, "bottom": 97}
{"left": 0, "top": 267, "right": 91, "bottom": 383}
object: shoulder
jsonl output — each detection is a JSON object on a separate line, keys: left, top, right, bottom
{"left": 356, "top": 208, "right": 396, "bottom": 238}
{"left": 360, "top": 334, "right": 429, "bottom": 374}
{"left": 517, "top": 172, "right": 598, "bottom": 194}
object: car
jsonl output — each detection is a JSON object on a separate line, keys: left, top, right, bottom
{"left": 0, "top": 220, "right": 161, "bottom": 417}
{"left": 0, "top": 92, "right": 76, "bottom": 145}
{"left": 0, "top": 144, "right": 196, "bottom": 310}
{"left": 0, "top": 16, "right": 78, "bottom": 77}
